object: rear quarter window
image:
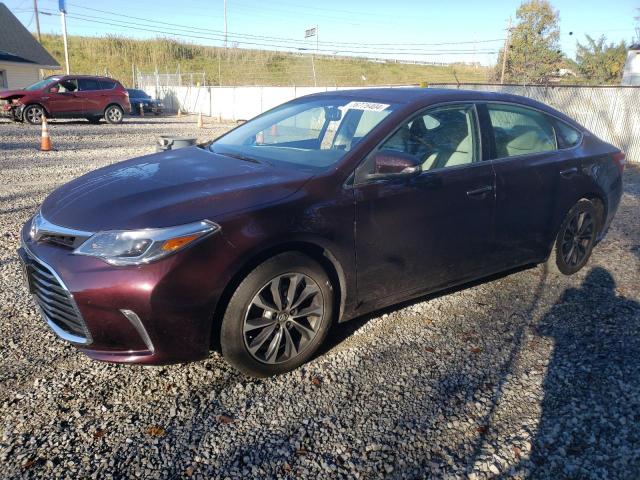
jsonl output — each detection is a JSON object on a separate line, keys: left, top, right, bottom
{"left": 99, "top": 80, "right": 117, "bottom": 90}
{"left": 553, "top": 120, "right": 582, "bottom": 149}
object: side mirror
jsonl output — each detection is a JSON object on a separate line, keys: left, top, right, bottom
{"left": 49, "top": 86, "right": 59, "bottom": 93}
{"left": 369, "top": 150, "right": 421, "bottom": 179}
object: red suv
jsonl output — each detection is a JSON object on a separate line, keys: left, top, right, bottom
{"left": 0, "top": 75, "right": 131, "bottom": 124}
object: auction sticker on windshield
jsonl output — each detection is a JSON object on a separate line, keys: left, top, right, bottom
{"left": 343, "top": 101, "right": 390, "bottom": 112}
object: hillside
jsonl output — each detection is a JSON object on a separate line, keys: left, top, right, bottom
{"left": 38, "top": 34, "right": 491, "bottom": 87}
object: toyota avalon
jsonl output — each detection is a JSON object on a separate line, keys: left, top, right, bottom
{"left": 18, "top": 88, "right": 624, "bottom": 377}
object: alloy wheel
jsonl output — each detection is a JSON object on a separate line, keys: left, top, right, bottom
{"left": 25, "top": 106, "right": 43, "bottom": 124}
{"left": 243, "top": 273, "right": 324, "bottom": 364}
{"left": 560, "top": 210, "right": 594, "bottom": 267}
{"left": 106, "top": 106, "right": 123, "bottom": 123}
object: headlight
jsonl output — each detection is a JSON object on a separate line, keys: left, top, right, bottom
{"left": 73, "top": 220, "right": 219, "bottom": 266}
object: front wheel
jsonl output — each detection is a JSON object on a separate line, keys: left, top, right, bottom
{"left": 546, "top": 199, "right": 599, "bottom": 275}
{"left": 104, "top": 105, "right": 124, "bottom": 124}
{"left": 221, "top": 252, "right": 334, "bottom": 377}
{"left": 23, "top": 104, "right": 45, "bottom": 125}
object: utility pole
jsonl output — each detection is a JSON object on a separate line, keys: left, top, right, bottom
{"left": 224, "top": 0, "right": 228, "bottom": 48}
{"left": 500, "top": 17, "right": 512, "bottom": 85}
{"left": 33, "top": 0, "right": 41, "bottom": 42}
{"left": 59, "top": 2, "right": 70, "bottom": 74}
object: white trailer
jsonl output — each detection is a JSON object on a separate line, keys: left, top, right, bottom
{"left": 621, "top": 44, "right": 640, "bottom": 86}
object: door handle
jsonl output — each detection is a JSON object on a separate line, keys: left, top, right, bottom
{"left": 466, "top": 185, "right": 494, "bottom": 197}
{"left": 560, "top": 167, "right": 578, "bottom": 178}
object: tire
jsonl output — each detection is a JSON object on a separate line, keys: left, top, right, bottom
{"left": 104, "top": 105, "right": 124, "bottom": 124}
{"left": 23, "top": 104, "right": 45, "bottom": 125}
{"left": 221, "top": 252, "right": 334, "bottom": 377}
{"left": 86, "top": 116, "right": 101, "bottom": 124}
{"left": 545, "top": 199, "right": 599, "bottom": 276}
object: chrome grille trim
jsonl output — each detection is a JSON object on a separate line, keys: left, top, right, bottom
{"left": 30, "top": 212, "right": 93, "bottom": 249}
{"left": 21, "top": 242, "right": 92, "bottom": 345}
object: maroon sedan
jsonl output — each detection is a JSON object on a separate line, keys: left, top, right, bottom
{"left": 0, "top": 75, "right": 130, "bottom": 124}
{"left": 18, "top": 88, "right": 624, "bottom": 377}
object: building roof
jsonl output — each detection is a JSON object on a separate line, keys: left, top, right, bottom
{"left": 0, "top": 3, "right": 60, "bottom": 68}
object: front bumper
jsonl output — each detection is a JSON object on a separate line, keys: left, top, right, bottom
{"left": 18, "top": 222, "right": 229, "bottom": 365}
{"left": 0, "top": 104, "right": 20, "bottom": 120}
{"left": 132, "top": 102, "right": 164, "bottom": 114}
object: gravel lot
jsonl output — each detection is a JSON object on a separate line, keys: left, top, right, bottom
{"left": 1, "top": 116, "right": 639, "bottom": 479}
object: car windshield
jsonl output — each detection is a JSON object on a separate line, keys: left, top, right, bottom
{"left": 210, "top": 96, "right": 399, "bottom": 171}
{"left": 24, "top": 77, "right": 60, "bottom": 91}
{"left": 128, "top": 89, "right": 149, "bottom": 98}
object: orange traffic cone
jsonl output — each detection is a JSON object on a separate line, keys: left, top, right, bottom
{"left": 40, "top": 116, "right": 52, "bottom": 151}
{"left": 197, "top": 112, "right": 204, "bottom": 128}
{"left": 139, "top": 103, "right": 144, "bottom": 116}
{"left": 177, "top": 108, "right": 182, "bottom": 118}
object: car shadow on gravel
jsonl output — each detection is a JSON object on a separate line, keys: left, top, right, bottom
{"left": 503, "top": 267, "right": 640, "bottom": 479}
{"left": 319, "top": 263, "right": 538, "bottom": 357}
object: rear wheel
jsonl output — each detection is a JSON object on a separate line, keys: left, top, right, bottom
{"left": 546, "top": 199, "right": 598, "bottom": 275}
{"left": 104, "top": 105, "right": 124, "bottom": 124}
{"left": 23, "top": 104, "right": 45, "bottom": 125}
{"left": 221, "top": 252, "right": 334, "bottom": 377}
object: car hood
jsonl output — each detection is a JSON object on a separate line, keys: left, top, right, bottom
{"left": 0, "top": 89, "right": 27, "bottom": 99}
{"left": 40, "top": 146, "right": 314, "bottom": 231}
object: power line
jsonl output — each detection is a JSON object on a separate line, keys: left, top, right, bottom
{"left": 39, "top": 9, "right": 498, "bottom": 56}
{"left": 61, "top": 2, "right": 504, "bottom": 48}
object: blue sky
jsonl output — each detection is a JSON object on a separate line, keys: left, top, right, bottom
{"left": 5, "top": 0, "right": 639, "bottom": 65}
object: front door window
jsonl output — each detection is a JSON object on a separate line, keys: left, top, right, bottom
{"left": 356, "top": 104, "right": 480, "bottom": 183}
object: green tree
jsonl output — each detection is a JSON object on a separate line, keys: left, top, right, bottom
{"left": 575, "top": 35, "right": 627, "bottom": 84}
{"left": 495, "top": 0, "right": 563, "bottom": 83}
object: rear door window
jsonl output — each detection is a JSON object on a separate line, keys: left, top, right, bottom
{"left": 487, "top": 104, "right": 556, "bottom": 158}
{"left": 78, "top": 78, "right": 101, "bottom": 91}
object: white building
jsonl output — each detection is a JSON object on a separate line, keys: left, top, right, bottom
{"left": 621, "top": 44, "right": 640, "bottom": 86}
{"left": 0, "top": 3, "right": 60, "bottom": 90}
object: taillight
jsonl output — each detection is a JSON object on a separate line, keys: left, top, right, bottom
{"left": 612, "top": 151, "right": 626, "bottom": 173}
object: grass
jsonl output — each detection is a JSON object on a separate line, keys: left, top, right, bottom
{"left": 39, "top": 34, "right": 492, "bottom": 87}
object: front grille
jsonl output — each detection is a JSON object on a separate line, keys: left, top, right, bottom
{"left": 22, "top": 249, "right": 90, "bottom": 343}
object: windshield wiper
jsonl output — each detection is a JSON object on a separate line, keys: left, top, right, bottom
{"left": 217, "top": 151, "right": 261, "bottom": 164}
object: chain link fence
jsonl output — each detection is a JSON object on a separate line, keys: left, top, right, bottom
{"left": 140, "top": 80, "right": 639, "bottom": 164}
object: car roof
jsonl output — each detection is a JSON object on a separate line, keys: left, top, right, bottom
{"left": 305, "top": 87, "right": 579, "bottom": 127}
{"left": 307, "top": 87, "right": 528, "bottom": 105}
{"left": 47, "top": 74, "right": 119, "bottom": 81}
